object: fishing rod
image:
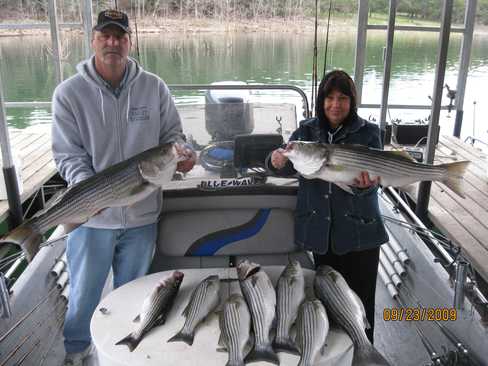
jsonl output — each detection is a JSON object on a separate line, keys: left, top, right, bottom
{"left": 0, "top": 286, "right": 59, "bottom": 344}
{"left": 400, "top": 282, "right": 482, "bottom": 366}
{"left": 322, "top": 0, "right": 333, "bottom": 78}
{"left": 311, "top": 0, "right": 318, "bottom": 115}
{"left": 0, "top": 299, "right": 66, "bottom": 366}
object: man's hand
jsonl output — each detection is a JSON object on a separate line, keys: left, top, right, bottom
{"left": 270, "top": 148, "right": 288, "bottom": 169}
{"left": 175, "top": 145, "right": 197, "bottom": 173}
{"left": 353, "top": 171, "right": 380, "bottom": 188}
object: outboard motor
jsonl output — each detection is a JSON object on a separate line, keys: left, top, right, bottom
{"left": 201, "top": 82, "right": 255, "bottom": 176}
{"left": 204, "top": 81, "right": 254, "bottom": 141}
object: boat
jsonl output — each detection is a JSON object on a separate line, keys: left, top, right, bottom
{"left": 0, "top": 83, "right": 487, "bottom": 366}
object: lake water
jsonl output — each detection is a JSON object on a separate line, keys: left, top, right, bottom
{"left": 1, "top": 29, "right": 487, "bottom": 143}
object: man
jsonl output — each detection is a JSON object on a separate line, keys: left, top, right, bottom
{"left": 51, "top": 9, "right": 195, "bottom": 366}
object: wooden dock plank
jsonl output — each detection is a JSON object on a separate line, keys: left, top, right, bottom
{"left": 0, "top": 129, "right": 57, "bottom": 223}
{"left": 398, "top": 135, "right": 488, "bottom": 282}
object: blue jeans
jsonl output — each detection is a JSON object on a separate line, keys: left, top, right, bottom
{"left": 63, "top": 223, "right": 157, "bottom": 354}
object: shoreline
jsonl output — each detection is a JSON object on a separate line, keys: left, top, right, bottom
{"left": 1, "top": 16, "right": 487, "bottom": 38}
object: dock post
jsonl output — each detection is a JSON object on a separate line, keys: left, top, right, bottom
{"left": 48, "top": 0, "right": 63, "bottom": 84}
{"left": 0, "top": 62, "right": 23, "bottom": 229}
{"left": 453, "top": 0, "right": 477, "bottom": 138}
{"left": 416, "top": 0, "right": 453, "bottom": 219}
{"left": 82, "top": 0, "right": 94, "bottom": 59}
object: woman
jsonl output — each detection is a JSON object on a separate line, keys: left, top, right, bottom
{"left": 268, "top": 70, "right": 388, "bottom": 343}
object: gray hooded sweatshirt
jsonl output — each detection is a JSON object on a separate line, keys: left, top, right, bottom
{"left": 51, "top": 56, "right": 184, "bottom": 229}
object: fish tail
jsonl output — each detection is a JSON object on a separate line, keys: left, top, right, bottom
{"left": 441, "top": 160, "right": 470, "bottom": 198}
{"left": 225, "top": 358, "right": 245, "bottom": 366}
{"left": 0, "top": 221, "right": 42, "bottom": 262}
{"left": 244, "top": 344, "right": 280, "bottom": 365}
{"left": 167, "top": 330, "right": 194, "bottom": 346}
{"left": 352, "top": 345, "right": 391, "bottom": 366}
{"left": 273, "top": 337, "right": 300, "bottom": 355}
{"left": 115, "top": 332, "right": 141, "bottom": 352}
{"left": 297, "top": 357, "right": 311, "bottom": 366}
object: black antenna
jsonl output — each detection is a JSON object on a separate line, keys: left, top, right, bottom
{"left": 311, "top": 0, "right": 319, "bottom": 116}
{"left": 322, "top": 0, "right": 333, "bottom": 78}
{"left": 114, "top": 0, "right": 118, "bottom": 10}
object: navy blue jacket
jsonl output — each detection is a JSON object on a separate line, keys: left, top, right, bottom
{"left": 271, "top": 115, "right": 388, "bottom": 255}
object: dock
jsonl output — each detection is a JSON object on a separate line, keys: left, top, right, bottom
{"left": 398, "top": 135, "right": 488, "bottom": 282}
{"left": 0, "top": 129, "right": 57, "bottom": 223}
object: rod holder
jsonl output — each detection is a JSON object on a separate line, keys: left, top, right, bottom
{"left": 453, "top": 261, "right": 468, "bottom": 310}
{"left": 0, "top": 272, "right": 12, "bottom": 319}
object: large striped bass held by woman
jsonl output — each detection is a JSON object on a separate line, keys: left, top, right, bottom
{"left": 283, "top": 141, "right": 469, "bottom": 198}
{"left": 0, "top": 143, "right": 179, "bottom": 262}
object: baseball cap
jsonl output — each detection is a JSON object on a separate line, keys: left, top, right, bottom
{"left": 94, "top": 9, "right": 131, "bottom": 33}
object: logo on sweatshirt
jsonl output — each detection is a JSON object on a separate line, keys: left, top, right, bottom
{"left": 128, "top": 106, "right": 150, "bottom": 122}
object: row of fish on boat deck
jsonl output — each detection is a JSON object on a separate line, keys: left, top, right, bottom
{"left": 115, "top": 260, "right": 391, "bottom": 366}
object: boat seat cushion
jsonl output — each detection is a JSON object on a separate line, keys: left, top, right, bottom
{"left": 157, "top": 208, "right": 297, "bottom": 256}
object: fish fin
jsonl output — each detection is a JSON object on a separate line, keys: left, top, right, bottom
{"left": 133, "top": 314, "right": 141, "bottom": 323}
{"left": 217, "top": 331, "right": 226, "bottom": 348}
{"left": 335, "top": 182, "right": 354, "bottom": 195}
{"left": 321, "top": 343, "right": 328, "bottom": 356}
{"left": 167, "top": 330, "right": 194, "bottom": 346}
{"left": 216, "top": 347, "right": 227, "bottom": 353}
{"left": 352, "top": 345, "right": 391, "bottom": 366}
{"left": 389, "top": 150, "right": 416, "bottom": 161}
{"left": 244, "top": 334, "right": 254, "bottom": 357}
{"left": 244, "top": 345, "right": 280, "bottom": 365}
{"left": 155, "top": 313, "right": 167, "bottom": 326}
{"left": 181, "top": 298, "right": 193, "bottom": 317}
{"left": 60, "top": 223, "right": 83, "bottom": 236}
{"left": 0, "top": 221, "right": 42, "bottom": 262}
{"left": 440, "top": 160, "right": 470, "bottom": 198}
{"left": 348, "top": 289, "right": 370, "bottom": 329}
{"left": 273, "top": 338, "right": 300, "bottom": 355}
{"left": 115, "top": 332, "right": 141, "bottom": 352}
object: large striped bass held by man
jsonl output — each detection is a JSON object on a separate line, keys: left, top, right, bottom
{"left": 0, "top": 143, "right": 179, "bottom": 262}
{"left": 283, "top": 141, "right": 469, "bottom": 198}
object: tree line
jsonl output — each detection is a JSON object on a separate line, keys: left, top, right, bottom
{"left": 1, "top": 0, "right": 488, "bottom": 25}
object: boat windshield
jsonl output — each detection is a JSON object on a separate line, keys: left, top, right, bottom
{"left": 168, "top": 85, "right": 307, "bottom": 189}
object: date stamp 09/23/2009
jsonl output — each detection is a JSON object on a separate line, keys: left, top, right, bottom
{"left": 383, "top": 307, "right": 458, "bottom": 322}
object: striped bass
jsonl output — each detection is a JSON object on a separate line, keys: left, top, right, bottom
{"left": 274, "top": 260, "right": 305, "bottom": 355}
{"left": 218, "top": 293, "right": 253, "bottom": 366}
{"left": 115, "top": 271, "right": 184, "bottom": 352}
{"left": 0, "top": 143, "right": 179, "bottom": 261}
{"left": 314, "top": 265, "right": 391, "bottom": 366}
{"left": 283, "top": 141, "right": 469, "bottom": 197}
{"left": 295, "top": 299, "right": 329, "bottom": 366}
{"left": 168, "top": 274, "right": 220, "bottom": 345}
{"left": 237, "top": 260, "right": 279, "bottom": 365}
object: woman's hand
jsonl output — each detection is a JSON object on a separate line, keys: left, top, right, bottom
{"left": 353, "top": 171, "right": 380, "bottom": 188}
{"left": 270, "top": 148, "right": 288, "bottom": 169}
